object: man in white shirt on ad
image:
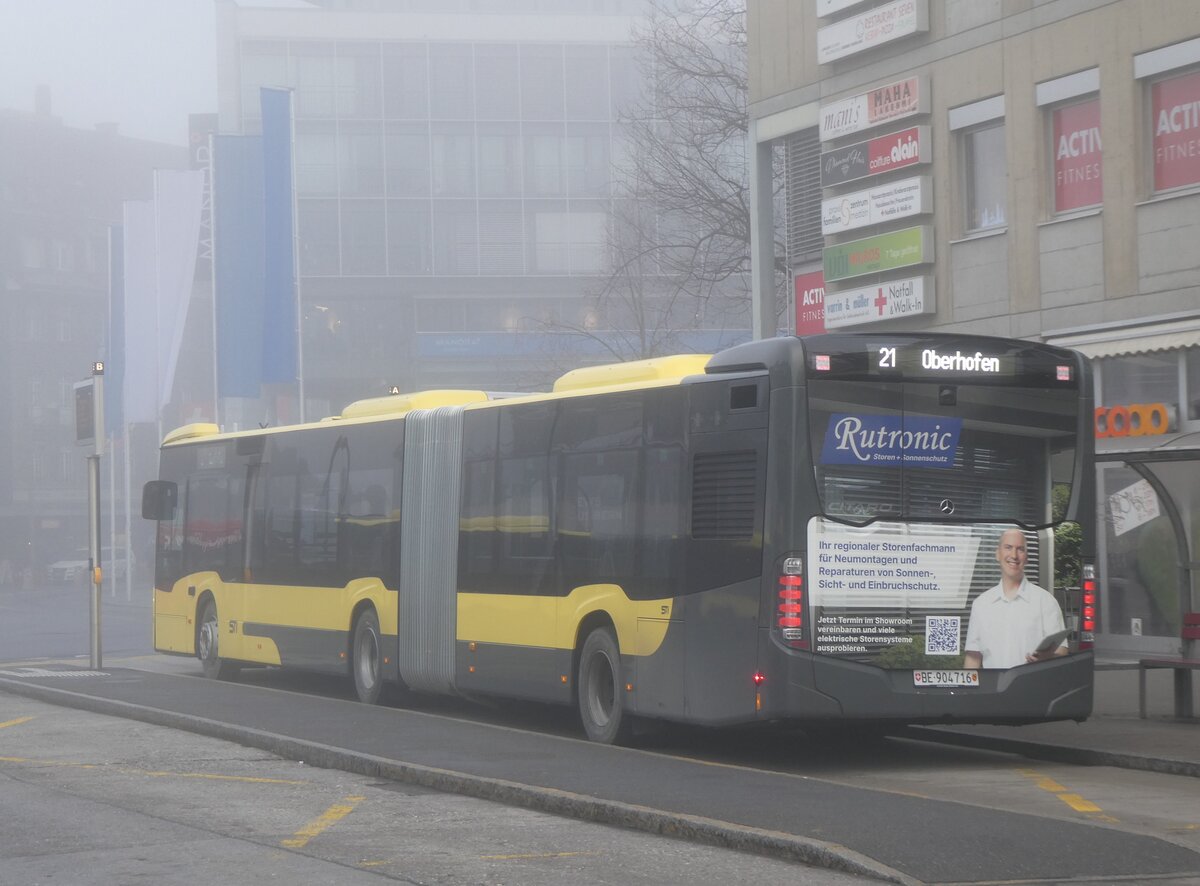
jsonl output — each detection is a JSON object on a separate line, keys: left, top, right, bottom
{"left": 963, "top": 529, "right": 1068, "bottom": 669}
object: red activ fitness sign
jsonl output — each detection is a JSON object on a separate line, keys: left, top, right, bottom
{"left": 1053, "top": 98, "right": 1102, "bottom": 212}
{"left": 795, "top": 270, "right": 826, "bottom": 336}
{"left": 1152, "top": 70, "right": 1200, "bottom": 191}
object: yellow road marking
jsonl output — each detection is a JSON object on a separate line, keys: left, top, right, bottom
{"left": 0, "top": 716, "right": 34, "bottom": 729}
{"left": 1018, "top": 769, "right": 1111, "bottom": 820}
{"left": 1058, "top": 793, "right": 1103, "bottom": 813}
{"left": 0, "top": 755, "right": 304, "bottom": 785}
{"left": 481, "top": 851, "right": 601, "bottom": 861}
{"left": 283, "top": 796, "right": 365, "bottom": 848}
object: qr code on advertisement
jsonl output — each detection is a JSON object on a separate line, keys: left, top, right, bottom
{"left": 925, "top": 616, "right": 961, "bottom": 656}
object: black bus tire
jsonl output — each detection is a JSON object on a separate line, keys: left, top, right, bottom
{"left": 352, "top": 608, "right": 383, "bottom": 705}
{"left": 197, "top": 598, "right": 239, "bottom": 681}
{"left": 577, "top": 626, "right": 631, "bottom": 744}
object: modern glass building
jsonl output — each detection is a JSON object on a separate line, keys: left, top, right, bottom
{"left": 214, "top": 0, "right": 745, "bottom": 417}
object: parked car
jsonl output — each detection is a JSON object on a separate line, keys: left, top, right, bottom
{"left": 46, "top": 547, "right": 131, "bottom": 584}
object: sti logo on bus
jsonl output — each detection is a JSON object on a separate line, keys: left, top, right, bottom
{"left": 821, "top": 414, "right": 962, "bottom": 469}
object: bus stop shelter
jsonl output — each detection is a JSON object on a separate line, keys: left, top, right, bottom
{"left": 1097, "top": 432, "right": 1200, "bottom": 717}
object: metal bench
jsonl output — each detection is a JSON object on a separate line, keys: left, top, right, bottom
{"left": 1138, "top": 613, "right": 1200, "bottom": 719}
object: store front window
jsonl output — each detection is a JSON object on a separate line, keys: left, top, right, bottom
{"left": 1095, "top": 351, "right": 1184, "bottom": 440}
{"left": 1093, "top": 344, "right": 1200, "bottom": 650}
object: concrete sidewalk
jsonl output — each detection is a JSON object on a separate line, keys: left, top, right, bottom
{"left": 909, "top": 660, "right": 1200, "bottom": 777}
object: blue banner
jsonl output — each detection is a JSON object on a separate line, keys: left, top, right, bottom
{"left": 820, "top": 414, "right": 961, "bottom": 469}
{"left": 213, "top": 134, "right": 265, "bottom": 398}
{"left": 106, "top": 224, "right": 124, "bottom": 431}
{"left": 260, "top": 87, "right": 297, "bottom": 385}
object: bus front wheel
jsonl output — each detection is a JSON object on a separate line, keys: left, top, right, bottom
{"left": 577, "top": 626, "right": 631, "bottom": 744}
{"left": 197, "top": 599, "right": 239, "bottom": 681}
{"left": 352, "top": 608, "right": 383, "bottom": 705}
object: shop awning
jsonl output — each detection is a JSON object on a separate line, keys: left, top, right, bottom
{"left": 1046, "top": 317, "right": 1200, "bottom": 359}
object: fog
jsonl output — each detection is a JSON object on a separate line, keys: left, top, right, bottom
{"left": 1, "top": 0, "right": 216, "bottom": 145}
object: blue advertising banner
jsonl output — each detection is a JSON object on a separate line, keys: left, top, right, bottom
{"left": 260, "top": 87, "right": 297, "bottom": 385}
{"left": 820, "top": 414, "right": 961, "bottom": 469}
{"left": 106, "top": 224, "right": 124, "bottom": 431}
{"left": 213, "top": 133, "right": 265, "bottom": 399}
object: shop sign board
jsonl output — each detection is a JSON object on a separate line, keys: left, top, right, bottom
{"left": 794, "top": 269, "right": 826, "bottom": 335}
{"left": 823, "top": 225, "right": 932, "bottom": 283}
{"left": 1151, "top": 69, "right": 1200, "bottom": 191}
{"left": 823, "top": 275, "right": 934, "bottom": 328}
{"left": 817, "top": 0, "right": 929, "bottom": 65}
{"left": 821, "top": 126, "right": 930, "bottom": 188}
{"left": 1094, "top": 402, "right": 1174, "bottom": 438}
{"left": 819, "top": 76, "right": 927, "bottom": 142}
{"left": 821, "top": 175, "right": 931, "bottom": 235}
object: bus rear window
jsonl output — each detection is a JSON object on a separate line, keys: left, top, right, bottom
{"left": 808, "top": 379, "right": 1080, "bottom": 527}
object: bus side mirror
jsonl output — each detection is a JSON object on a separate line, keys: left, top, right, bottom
{"left": 142, "top": 480, "right": 178, "bottom": 521}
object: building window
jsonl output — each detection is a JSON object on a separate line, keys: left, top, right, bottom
{"left": 474, "top": 44, "right": 519, "bottom": 121}
{"left": 1050, "top": 97, "right": 1102, "bottom": 213}
{"left": 338, "top": 124, "right": 385, "bottom": 197}
{"left": 478, "top": 126, "right": 522, "bottom": 197}
{"left": 1036, "top": 70, "right": 1101, "bottom": 215}
{"left": 1148, "top": 68, "right": 1200, "bottom": 193}
{"left": 525, "top": 126, "right": 566, "bottom": 196}
{"left": 298, "top": 200, "right": 340, "bottom": 276}
{"left": 949, "top": 96, "right": 1006, "bottom": 233}
{"left": 1136, "top": 39, "right": 1200, "bottom": 195}
{"left": 384, "top": 123, "right": 430, "bottom": 197}
{"left": 528, "top": 203, "right": 569, "bottom": 273}
{"left": 334, "top": 44, "right": 381, "bottom": 119}
{"left": 521, "top": 45, "right": 565, "bottom": 121}
{"left": 429, "top": 44, "right": 474, "bottom": 120}
{"left": 382, "top": 43, "right": 428, "bottom": 120}
{"left": 431, "top": 125, "right": 475, "bottom": 197}
{"left": 565, "top": 124, "right": 610, "bottom": 197}
{"left": 478, "top": 202, "right": 525, "bottom": 275}
{"left": 432, "top": 201, "right": 479, "bottom": 275}
{"left": 386, "top": 201, "right": 431, "bottom": 275}
{"left": 565, "top": 45, "right": 609, "bottom": 122}
{"left": 568, "top": 208, "right": 606, "bottom": 274}
{"left": 962, "top": 122, "right": 1006, "bottom": 231}
{"left": 293, "top": 45, "right": 337, "bottom": 118}
{"left": 295, "top": 124, "right": 338, "bottom": 197}
{"left": 340, "top": 200, "right": 386, "bottom": 275}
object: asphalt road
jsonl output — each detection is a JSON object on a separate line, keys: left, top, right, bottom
{"left": 3, "top": 583, "right": 1199, "bottom": 884}
{"left": 0, "top": 693, "right": 860, "bottom": 886}
{"left": 2, "top": 662, "right": 1199, "bottom": 885}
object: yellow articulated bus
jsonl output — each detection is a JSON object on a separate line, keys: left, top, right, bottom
{"left": 143, "top": 334, "right": 1096, "bottom": 743}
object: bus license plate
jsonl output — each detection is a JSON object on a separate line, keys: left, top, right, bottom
{"left": 913, "top": 669, "right": 979, "bottom": 687}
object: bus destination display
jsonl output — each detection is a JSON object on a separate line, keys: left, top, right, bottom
{"left": 872, "top": 344, "right": 1015, "bottom": 377}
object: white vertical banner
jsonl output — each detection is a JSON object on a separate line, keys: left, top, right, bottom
{"left": 122, "top": 200, "right": 157, "bottom": 425}
{"left": 154, "top": 169, "right": 205, "bottom": 414}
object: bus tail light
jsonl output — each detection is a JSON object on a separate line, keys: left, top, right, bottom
{"left": 777, "top": 556, "right": 809, "bottom": 649}
{"left": 1079, "top": 564, "right": 1097, "bottom": 650}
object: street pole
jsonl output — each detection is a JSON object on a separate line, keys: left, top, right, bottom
{"left": 89, "top": 362, "right": 105, "bottom": 669}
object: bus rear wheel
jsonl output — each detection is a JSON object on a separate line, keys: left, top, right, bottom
{"left": 577, "top": 626, "right": 631, "bottom": 744}
{"left": 197, "top": 599, "right": 239, "bottom": 681}
{"left": 352, "top": 608, "right": 383, "bottom": 705}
